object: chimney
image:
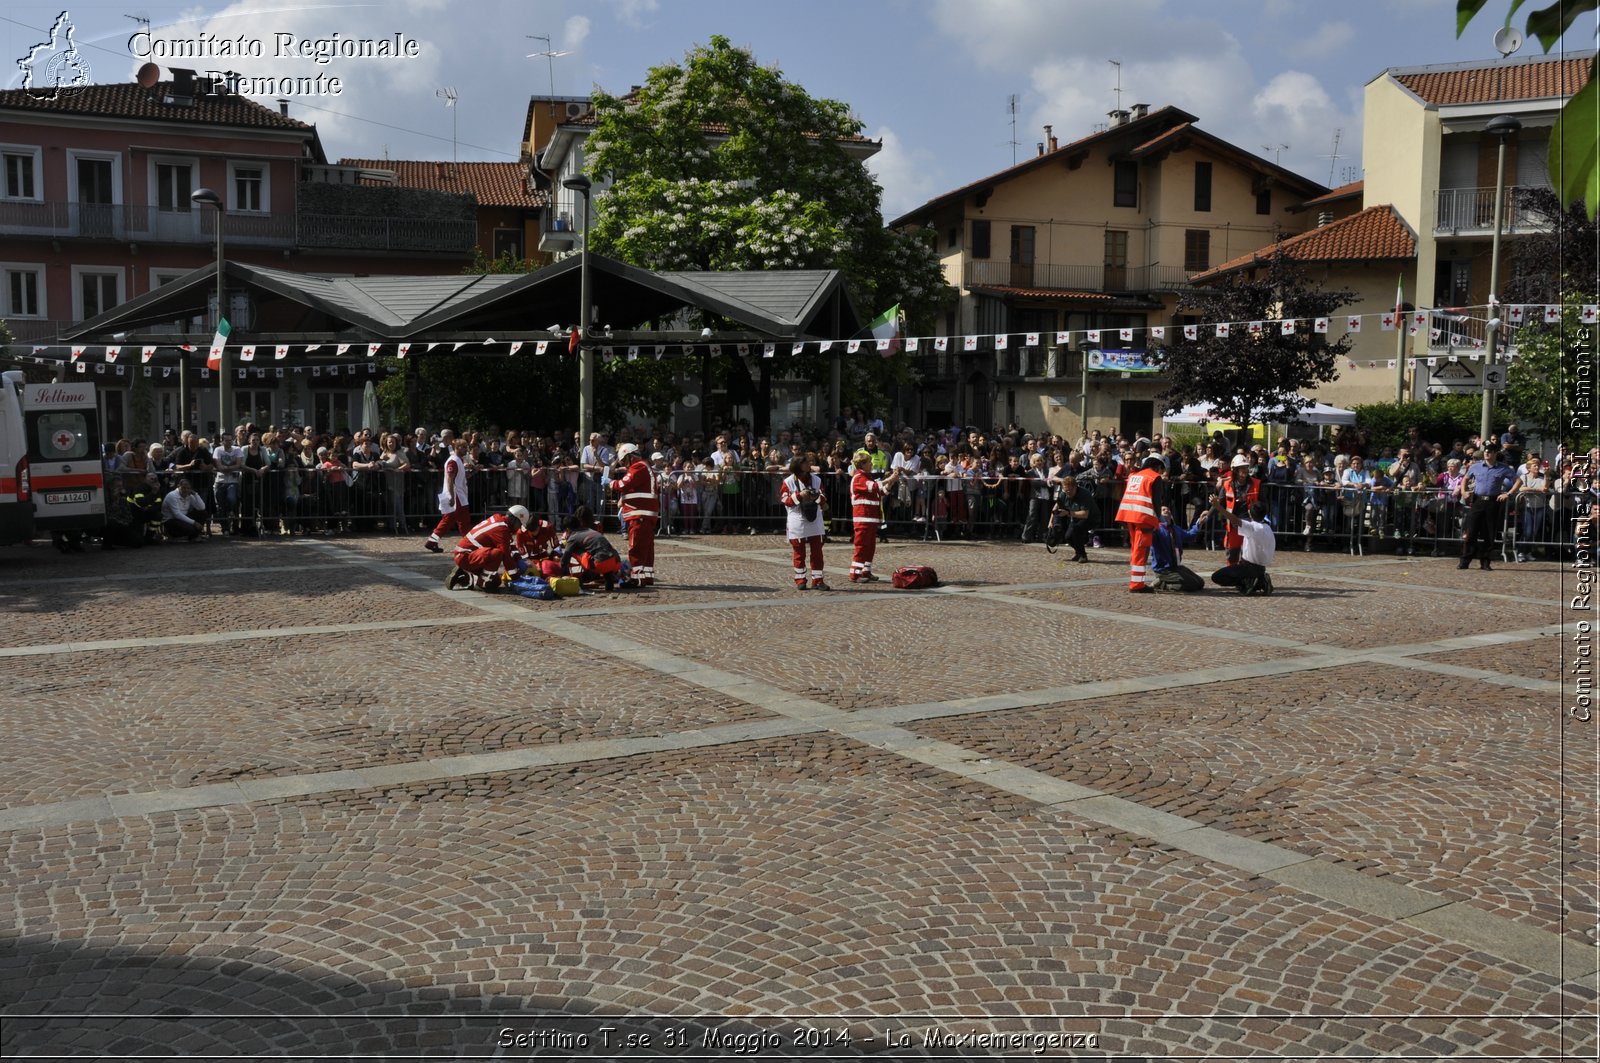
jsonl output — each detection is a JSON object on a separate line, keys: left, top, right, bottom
{"left": 1108, "top": 109, "right": 1129, "bottom": 127}
{"left": 1045, "top": 124, "right": 1058, "bottom": 152}
{"left": 277, "top": 98, "right": 289, "bottom": 116}
{"left": 1130, "top": 102, "right": 1149, "bottom": 120}
{"left": 1037, "top": 142, "right": 1045, "bottom": 156}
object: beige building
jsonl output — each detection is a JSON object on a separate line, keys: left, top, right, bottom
{"left": 1206, "top": 50, "right": 1591, "bottom": 409}
{"left": 889, "top": 106, "right": 1326, "bottom": 438}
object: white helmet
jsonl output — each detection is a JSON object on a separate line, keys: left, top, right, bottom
{"left": 507, "top": 505, "right": 531, "bottom": 528}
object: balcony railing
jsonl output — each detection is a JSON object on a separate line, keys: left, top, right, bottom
{"left": 963, "top": 259, "right": 1195, "bottom": 294}
{"left": 0, "top": 200, "right": 475, "bottom": 254}
{"left": 1425, "top": 311, "right": 1519, "bottom": 355}
{"left": 2, "top": 318, "right": 73, "bottom": 343}
{"left": 1433, "top": 185, "right": 1552, "bottom": 235}
{"left": 295, "top": 213, "right": 475, "bottom": 253}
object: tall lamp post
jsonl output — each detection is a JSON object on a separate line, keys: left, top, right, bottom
{"left": 191, "top": 187, "right": 227, "bottom": 438}
{"left": 562, "top": 174, "right": 594, "bottom": 443}
{"left": 1480, "top": 114, "right": 1520, "bottom": 444}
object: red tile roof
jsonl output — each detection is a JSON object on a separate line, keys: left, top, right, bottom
{"left": 1301, "top": 180, "right": 1363, "bottom": 207}
{"left": 337, "top": 159, "right": 546, "bottom": 208}
{"left": 0, "top": 82, "right": 313, "bottom": 131}
{"left": 1194, "top": 205, "right": 1415, "bottom": 282}
{"left": 1393, "top": 53, "right": 1592, "bottom": 105}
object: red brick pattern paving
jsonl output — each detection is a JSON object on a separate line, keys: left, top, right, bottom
{"left": 1, "top": 738, "right": 1590, "bottom": 1057}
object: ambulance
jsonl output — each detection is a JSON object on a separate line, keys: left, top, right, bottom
{"left": 0, "top": 370, "right": 34, "bottom": 544}
{"left": 21, "top": 379, "right": 106, "bottom": 538}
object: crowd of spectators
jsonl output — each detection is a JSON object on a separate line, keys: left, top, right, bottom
{"left": 90, "top": 410, "right": 1590, "bottom": 561}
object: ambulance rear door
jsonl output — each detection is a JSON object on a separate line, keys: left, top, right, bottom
{"left": 0, "top": 370, "right": 34, "bottom": 544}
{"left": 24, "top": 382, "right": 106, "bottom": 533}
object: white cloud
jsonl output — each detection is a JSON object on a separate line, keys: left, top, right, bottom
{"left": 563, "top": 16, "right": 591, "bottom": 52}
{"left": 867, "top": 126, "right": 941, "bottom": 220}
{"left": 611, "top": 0, "right": 661, "bottom": 30}
{"left": 1304, "top": 21, "right": 1356, "bottom": 53}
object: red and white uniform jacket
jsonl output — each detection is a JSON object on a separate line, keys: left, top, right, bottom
{"left": 1115, "top": 468, "right": 1161, "bottom": 528}
{"left": 454, "top": 513, "right": 518, "bottom": 558}
{"left": 780, "top": 473, "right": 827, "bottom": 539}
{"left": 850, "top": 470, "right": 886, "bottom": 525}
{"left": 522, "top": 519, "right": 559, "bottom": 558}
{"left": 439, "top": 454, "right": 470, "bottom": 513}
{"left": 609, "top": 458, "right": 659, "bottom": 522}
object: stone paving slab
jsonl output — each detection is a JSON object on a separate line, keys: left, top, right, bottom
{"left": 911, "top": 668, "right": 1589, "bottom": 940}
{"left": 568, "top": 595, "right": 1299, "bottom": 712}
{"left": 1414, "top": 634, "right": 1567, "bottom": 683}
{"left": 0, "top": 624, "right": 770, "bottom": 807}
{"left": 1, "top": 736, "right": 1590, "bottom": 1057}
{"left": 0, "top": 562, "right": 480, "bottom": 650}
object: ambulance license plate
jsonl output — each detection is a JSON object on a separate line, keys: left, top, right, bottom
{"left": 43, "top": 491, "right": 90, "bottom": 504}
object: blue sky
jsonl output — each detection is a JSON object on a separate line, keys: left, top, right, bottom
{"left": 5, "top": 0, "right": 1596, "bottom": 217}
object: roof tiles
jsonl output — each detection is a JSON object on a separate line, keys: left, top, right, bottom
{"left": 1394, "top": 54, "right": 1592, "bottom": 105}
{"left": 1194, "top": 205, "right": 1416, "bottom": 282}
{"left": 0, "top": 82, "right": 312, "bottom": 131}
{"left": 337, "top": 159, "right": 545, "bottom": 208}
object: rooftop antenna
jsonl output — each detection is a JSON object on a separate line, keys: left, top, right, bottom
{"left": 1007, "top": 93, "right": 1020, "bottom": 165}
{"left": 1261, "top": 143, "right": 1288, "bottom": 164}
{"left": 124, "top": 12, "right": 150, "bottom": 31}
{"left": 526, "top": 34, "right": 572, "bottom": 116}
{"left": 436, "top": 87, "right": 458, "bottom": 164}
{"left": 1109, "top": 59, "right": 1123, "bottom": 113}
{"left": 1322, "top": 128, "right": 1344, "bottom": 186}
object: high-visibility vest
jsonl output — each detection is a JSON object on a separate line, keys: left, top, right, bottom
{"left": 1115, "top": 468, "right": 1160, "bottom": 527}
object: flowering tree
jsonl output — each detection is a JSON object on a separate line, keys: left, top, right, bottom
{"left": 584, "top": 36, "right": 950, "bottom": 428}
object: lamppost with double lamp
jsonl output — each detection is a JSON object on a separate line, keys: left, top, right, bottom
{"left": 562, "top": 174, "right": 594, "bottom": 443}
{"left": 1480, "top": 113, "right": 1520, "bottom": 444}
{"left": 191, "top": 186, "right": 227, "bottom": 439}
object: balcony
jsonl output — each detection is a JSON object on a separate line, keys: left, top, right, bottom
{"left": 537, "top": 206, "right": 578, "bottom": 253}
{"left": 295, "top": 213, "right": 475, "bottom": 253}
{"left": 1425, "top": 311, "right": 1519, "bottom": 356}
{"left": 963, "top": 259, "right": 1194, "bottom": 294}
{"left": 1433, "top": 185, "right": 1552, "bottom": 236}
{"left": 3, "top": 318, "right": 73, "bottom": 343}
{"left": 0, "top": 200, "right": 475, "bottom": 254}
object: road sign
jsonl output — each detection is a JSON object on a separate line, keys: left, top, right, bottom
{"left": 1482, "top": 364, "right": 1507, "bottom": 391}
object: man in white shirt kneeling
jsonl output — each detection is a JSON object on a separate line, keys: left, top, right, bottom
{"left": 1209, "top": 497, "right": 1276, "bottom": 596}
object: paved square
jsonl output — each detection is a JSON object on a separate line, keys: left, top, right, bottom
{"left": 1, "top": 534, "right": 1594, "bottom": 1057}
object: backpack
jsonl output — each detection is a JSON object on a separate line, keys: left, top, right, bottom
{"left": 1155, "top": 564, "right": 1205, "bottom": 593}
{"left": 891, "top": 565, "right": 939, "bottom": 589}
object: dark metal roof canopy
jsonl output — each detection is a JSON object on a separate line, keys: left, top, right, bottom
{"left": 64, "top": 255, "right": 864, "bottom": 348}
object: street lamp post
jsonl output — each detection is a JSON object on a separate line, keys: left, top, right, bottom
{"left": 1480, "top": 114, "right": 1520, "bottom": 444}
{"left": 191, "top": 187, "right": 226, "bottom": 439}
{"left": 562, "top": 175, "right": 594, "bottom": 443}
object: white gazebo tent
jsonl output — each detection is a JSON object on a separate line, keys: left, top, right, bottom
{"left": 1163, "top": 397, "right": 1356, "bottom": 446}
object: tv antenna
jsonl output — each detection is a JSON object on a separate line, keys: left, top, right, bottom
{"left": 124, "top": 12, "right": 150, "bottom": 31}
{"left": 1322, "top": 128, "right": 1344, "bottom": 186}
{"left": 1261, "top": 143, "right": 1288, "bottom": 164}
{"left": 436, "top": 87, "right": 458, "bottom": 164}
{"left": 527, "top": 34, "right": 572, "bottom": 115}
{"left": 1109, "top": 59, "right": 1123, "bottom": 113}
{"left": 1007, "top": 93, "right": 1020, "bottom": 165}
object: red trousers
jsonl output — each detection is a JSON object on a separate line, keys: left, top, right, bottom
{"left": 850, "top": 521, "right": 877, "bottom": 578}
{"left": 789, "top": 535, "right": 825, "bottom": 584}
{"left": 432, "top": 507, "right": 471, "bottom": 541}
{"left": 453, "top": 544, "right": 513, "bottom": 576}
{"left": 1126, "top": 523, "right": 1154, "bottom": 588}
{"left": 624, "top": 515, "right": 656, "bottom": 584}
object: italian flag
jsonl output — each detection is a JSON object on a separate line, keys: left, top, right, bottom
{"left": 868, "top": 303, "right": 902, "bottom": 357}
{"left": 207, "top": 317, "right": 231, "bottom": 371}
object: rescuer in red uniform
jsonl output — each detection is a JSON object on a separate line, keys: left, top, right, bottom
{"left": 607, "top": 442, "right": 658, "bottom": 587}
{"left": 848, "top": 452, "right": 901, "bottom": 582}
{"left": 1115, "top": 455, "right": 1164, "bottom": 593}
{"left": 1219, "top": 454, "right": 1260, "bottom": 564}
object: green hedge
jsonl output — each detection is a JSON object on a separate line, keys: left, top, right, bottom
{"left": 1351, "top": 396, "right": 1488, "bottom": 452}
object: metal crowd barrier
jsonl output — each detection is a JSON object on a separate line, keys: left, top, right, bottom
{"left": 108, "top": 464, "right": 1590, "bottom": 561}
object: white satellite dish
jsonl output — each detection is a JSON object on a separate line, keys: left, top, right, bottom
{"left": 1493, "top": 25, "right": 1524, "bottom": 57}
{"left": 681, "top": 394, "right": 700, "bottom": 408}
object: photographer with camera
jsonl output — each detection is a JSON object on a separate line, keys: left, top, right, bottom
{"left": 1045, "top": 474, "right": 1099, "bottom": 563}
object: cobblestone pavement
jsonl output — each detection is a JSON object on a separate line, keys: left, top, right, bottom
{"left": 0, "top": 532, "right": 1595, "bottom": 1059}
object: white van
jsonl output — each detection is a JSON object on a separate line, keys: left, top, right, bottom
{"left": 22, "top": 380, "right": 105, "bottom": 536}
{"left": 0, "top": 370, "right": 34, "bottom": 544}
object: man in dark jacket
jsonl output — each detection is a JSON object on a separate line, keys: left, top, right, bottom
{"left": 1046, "top": 474, "right": 1100, "bottom": 562}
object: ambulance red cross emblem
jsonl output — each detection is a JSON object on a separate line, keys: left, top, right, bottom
{"left": 52, "top": 429, "right": 75, "bottom": 451}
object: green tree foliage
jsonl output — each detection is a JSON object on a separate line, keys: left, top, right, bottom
{"left": 1167, "top": 251, "right": 1357, "bottom": 448}
{"left": 1457, "top": 0, "right": 1598, "bottom": 218}
{"left": 1505, "top": 187, "right": 1599, "bottom": 304}
{"left": 583, "top": 36, "right": 951, "bottom": 428}
{"left": 1505, "top": 291, "right": 1590, "bottom": 444}
{"left": 1352, "top": 395, "right": 1484, "bottom": 452}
